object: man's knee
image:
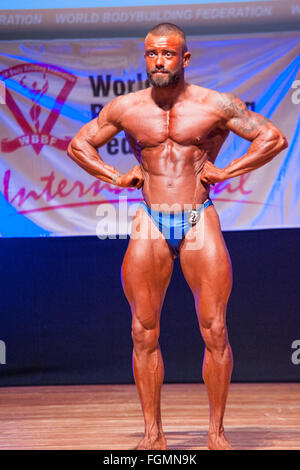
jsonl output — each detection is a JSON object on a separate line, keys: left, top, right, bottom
{"left": 131, "top": 315, "right": 160, "bottom": 354}
{"left": 201, "top": 319, "right": 229, "bottom": 355}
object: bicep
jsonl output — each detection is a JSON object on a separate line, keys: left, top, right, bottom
{"left": 74, "top": 101, "right": 122, "bottom": 148}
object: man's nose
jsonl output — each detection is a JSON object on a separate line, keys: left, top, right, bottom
{"left": 155, "top": 54, "right": 165, "bottom": 68}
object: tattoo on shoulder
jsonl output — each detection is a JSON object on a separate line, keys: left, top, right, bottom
{"left": 215, "top": 92, "right": 272, "bottom": 136}
{"left": 216, "top": 92, "right": 248, "bottom": 118}
{"left": 259, "top": 116, "right": 272, "bottom": 127}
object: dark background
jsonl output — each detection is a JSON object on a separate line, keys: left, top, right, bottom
{"left": 0, "top": 228, "right": 299, "bottom": 386}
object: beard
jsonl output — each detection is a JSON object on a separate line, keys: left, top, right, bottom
{"left": 147, "top": 67, "right": 182, "bottom": 88}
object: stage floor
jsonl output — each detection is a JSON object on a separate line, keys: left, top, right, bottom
{"left": 0, "top": 383, "right": 299, "bottom": 450}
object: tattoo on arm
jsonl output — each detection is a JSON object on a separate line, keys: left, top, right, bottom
{"left": 216, "top": 92, "right": 272, "bottom": 139}
{"left": 214, "top": 92, "right": 288, "bottom": 178}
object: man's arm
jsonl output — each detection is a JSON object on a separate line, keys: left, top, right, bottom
{"left": 200, "top": 92, "right": 288, "bottom": 184}
{"left": 67, "top": 97, "right": 143, "bottom": 188}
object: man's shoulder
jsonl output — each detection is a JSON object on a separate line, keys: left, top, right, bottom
{"left": 188, "top": 85, "right": 246, "bottom": 120}
{"left": 106, "top": 88, "right": 149, "bottom": 114}
{"left": 188, "top": 84, "right": 233, "bottom": 105}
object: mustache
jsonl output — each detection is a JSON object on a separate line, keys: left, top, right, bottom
{"left": 151, "top": 69, "right": 169, "bottom": 74}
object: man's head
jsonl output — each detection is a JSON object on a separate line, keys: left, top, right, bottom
{"left": 144, "top": 23, "right": 191, "bottom": 88}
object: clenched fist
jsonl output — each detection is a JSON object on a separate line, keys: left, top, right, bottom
{"left": 117, "top": 165, "right": 144, "bottom": 189}
{"left": 200, "top": 160, "right": 228, "bottom": 185}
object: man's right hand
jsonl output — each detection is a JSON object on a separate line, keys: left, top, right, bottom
{"left": 117, "top": 165, "right": 144, "bottom": 189}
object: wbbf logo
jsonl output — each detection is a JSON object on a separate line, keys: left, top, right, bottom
{"left": 0, "top": 63, "right": 77, "bottom": 155}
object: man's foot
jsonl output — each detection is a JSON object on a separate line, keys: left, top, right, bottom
{"left": 207, "top": 431, "right": 233, "bottom": 450}
{"left": 135, "top": 433, "right": 167, "bottom": 450}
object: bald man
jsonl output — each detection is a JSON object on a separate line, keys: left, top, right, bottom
{"left": 68, "top": 23, "right": 288, "bottom": 450}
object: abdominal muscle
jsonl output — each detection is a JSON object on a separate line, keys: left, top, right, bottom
{"left": 139, "top": 145, "right": 210, "bottom": 211}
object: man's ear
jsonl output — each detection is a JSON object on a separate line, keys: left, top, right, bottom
{"left": 182, "top": 52, "right": 191, "bottom": 68}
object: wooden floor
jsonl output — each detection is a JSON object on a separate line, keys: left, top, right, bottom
{"left": 0, "top": 383, "right": 299, "bottom": 450}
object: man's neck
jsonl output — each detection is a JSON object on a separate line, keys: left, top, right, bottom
{"left": 151, "top": 77, "right": 187, "bottom": 110}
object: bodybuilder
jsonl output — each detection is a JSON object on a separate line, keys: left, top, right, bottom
{"left": 67, "top": 23, "right": 288, "bottom": 450}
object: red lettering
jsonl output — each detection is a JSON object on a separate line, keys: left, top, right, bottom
{"left": 11, "top": 186, "right": 40, "bottom": 207}
{"left": 2, "top": 168, "right": 253, "bottom": 214}
{"left": 211, "top": 174, "right": 252, "bottom": 196}
{"left": 226, "top": 173, "right": 252, "bottom": 195}
{"left": 40, "top": 172, "right": 56, "bottom": 202}
{"left": 2, "top": 168, "right": 138, "bottom": 210}
{"left": 211, "top": 180, "right": 229, "bottom": 195}
{"left": 3, "top": 169, "right": 10, "bottom": 201}
{"left": 53, "top": 178, "right": 68, "bottom": 198}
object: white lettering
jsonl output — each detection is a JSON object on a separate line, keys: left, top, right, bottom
{"left": 291, "top": 80, "right": 300, "bottom": 104}
{"left": 102, "top": 8, "right": 192, "bottom": 24}
{"left": 0, "top": 14, "right": 42, "bottom": 25}
{"left": 19, "top": 135, "right": 30, "bottom": 146}
{"left": 96, "top": 204, "right": 117, "bottom": 240}
{"left": 7, "top": 15, "right": 14, "bottom": 24}
{"left": 196, "top": 6, "right": 272, "bottom": 19}
{"left": 291, "top": 340, "right": 300, "bottom": 365}
{"left": 56, "top": 13, "right": 99, "bottom": 24}
{"left": 0, "top": 340, "right": 6, "bottom": 365}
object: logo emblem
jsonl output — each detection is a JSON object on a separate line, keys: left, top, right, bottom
{"left": 187, "top": 209, "right": 200, "bottom": 225}
{"left": 0, "top": 63, "right": 77, "bottom": 155}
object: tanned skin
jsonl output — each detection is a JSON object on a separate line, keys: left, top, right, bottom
{"left": 68, "top": 32, "right": 288, "bottom": 450}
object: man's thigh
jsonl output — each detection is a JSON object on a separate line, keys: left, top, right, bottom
{"left": 179, "top": 204, "right": 232, "bottom": 322}
{"left": 121, "top": 207, "right": 174, "bottom": 314}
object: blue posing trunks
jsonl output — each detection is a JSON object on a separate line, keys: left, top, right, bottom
{"left": 140, "top": 198, "right": 213, "bottom": 258}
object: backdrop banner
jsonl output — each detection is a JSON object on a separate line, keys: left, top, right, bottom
{"left": 0, "top": 31, "right": 299, "bottom": 237}
{"left": 0, "top": 1, "right": 299, "bottom": 39}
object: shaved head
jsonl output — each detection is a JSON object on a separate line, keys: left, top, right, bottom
{"left": 144, "top": 23, "right": 191, "bottom": 89}
{"left": 146, "top": 23, "right": 188, "bottom": 54}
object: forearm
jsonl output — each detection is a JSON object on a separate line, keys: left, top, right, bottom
{"left": 224, "top": 132, "right": 288, "bottom": 179}
{"left": 67, "top": 137, "right": 120, "bottom": 184}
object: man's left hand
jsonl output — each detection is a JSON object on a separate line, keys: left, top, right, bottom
{"left": 200, "top": 161, "right": 228, "bottom": 185}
